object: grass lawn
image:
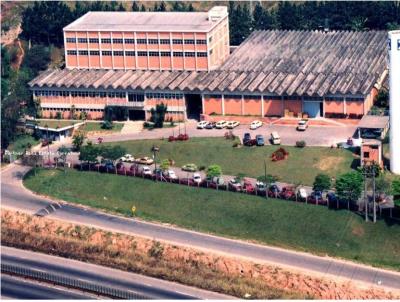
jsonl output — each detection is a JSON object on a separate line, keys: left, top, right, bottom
{"left": 7, "top": 135, "right": 40, "bottom": 154}
{"left": 24, "top": 168, "right": 400, "bottom": 270}
{"left": 36, "top": 120, "right": 79, "bottom": 128}
{"left": 105, "top": 137, "right": 356, "bottom": 185}
{"left": 79, "top": 122, "right": 123, "bottom": 133}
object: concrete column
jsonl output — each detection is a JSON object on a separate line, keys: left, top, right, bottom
{"left": 201, "top": 94, "right": 205, "bottom": 115}
{"left": 98, "top": 31, "right": 103, "bottom": 69}
{"left": 134, "top": 32, "right": 138, "bottom": 69}
{"left": 87, "top": 31, "right": 91, "bottom": 69}
{"left": 343, "top": 97, "right": 347, "bottom": 115}
{"left": 221, "top": 94, "right": 225, "bottom": 115}
{"left": 122, "top": 32, "right": 126, "bottom": 70}
{"left": 111, "top": 32, "right": 114, "bottom": 69}
{"left": 261, "top": 95, "right": 264, "bottom": 117}
{"left": 241, "top": 95, "right": 244, "bottom": 115}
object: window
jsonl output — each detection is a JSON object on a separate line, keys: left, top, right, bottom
{"left": 346, "top": 97, "right": 364, "bottom": 102}
{"left": 172, "top": 39, "right": 183, "bottom": 44}
{"left": 128, "top": 93, "right": 144, "bottom": 102}
{"left": 101, "top": 38, "right": 111, "bottom": 44}
{"left": 363, "top": 152, "right": 370, "bottom": 159}
{"left": 102, "top": 51, "right": 112, "bottom": 56}
{"left": 160, "top": 51, "right": 170, "bottom": 57}
{"left": 66, "top": 38, "right": 76, "bottom": 43}
{"left": 112, "top": 38, "right": 123, "bottom": 44}
{"left": 90, "top": 50, "right": 100, "bottom": 56}
{"left": 398, "top": 39, "right": 400, "bottom": 50}
{"left": 148, "top": 39, "right": 158, "bottom": 44}
{"left": 78, "top": 38, "right": 87, "bottom": 43}
{"left": 99, "top": 92, "right": 106, "bottom": 98}
{"left": 160, "top": 39, "right": 170, "bottom": 44}
{"left": 137, "top": 51, "right": 148, "bottom": 56}
{"left": 325, "top": 97, "right": 344, "bottom": 101}
{"left": 196, "top": 39, "right": 206, "bottom": 44}
{"left": 267, "top": 96, "right": 281, "bottom": 100}
{"left": 78, "top": 50, "right": 88, "bottom": 55}
{"left": 113, "top": 51, "right": 124, "bottom": 56}
{"left": 148, "top": 51, "right": 158, "bottom": 56}
{"left": 184, "top": 39, "right": 195, "bottom": 44}
{"left": 125, "top": 51, "right": 135, "bottom": 56}
{"left": 196, "top": 52, "right": 207, "bottom": 57}
{"left": 137, "top": 39, "right": 147, "bottom": 44}
{"left": 89, "top": 38, "right": 99, "bottom": 43}
{"left": 185, "top": 52, "right": 195, "bottom": 57}
{"left": 124, "top": 38, "right": 135, "bottom": 44}
{"left": 67, "top": 50, "right": 77, "bottom": 55}
{"left": 173, "top": 52, "right": 183, "bottom": 57}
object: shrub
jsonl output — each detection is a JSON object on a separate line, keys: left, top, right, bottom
{"left": 271, "top": 148, "right": 289, "bottom": 161}
{"left": 198, "top": 165, "right": 206, "bottom": 171}
{"left": 101, "top": 120, "right": 113, "bottom": 130}
{"left": 55, "top": 111, "right": 62, "bottom": 119}
{"left": 313, "top": 174, "right": 331, "bottom": 192}
{"left": 206, "top": 164, "right": 222, "bottom": 178}
{"left": 148, "top": 240, "right": 164, "bottom": 259}
{"left": 295, "top": 140, "right": 306, "bottom": 148}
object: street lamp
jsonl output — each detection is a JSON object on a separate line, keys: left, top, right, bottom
{"left": 151, "top": 145, "right": 160, "bottom": 181}
{"left": 45, "top": 124, "right": 50, "bottom": 164}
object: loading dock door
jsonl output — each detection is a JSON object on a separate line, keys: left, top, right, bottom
{"left": 303, "top": 101, "right": 321, "bottom": 118}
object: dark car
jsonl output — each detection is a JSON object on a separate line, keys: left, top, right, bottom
{"left": 243, "top": 133, "right": 251, "bottom": 143}
{"left": 268, "top": 184, "right": 280, "bottom": 198}
{"left": 327, "top": 192, "right": 338, "bottom": 208}
{"left": 256, "top": 135, "right": 265, "bottom": 146}
{"left": 205, "top": 122, "right": 216, "bottom": 129}
{"left": 309, "top": 191, "right": 327, "bottom": 205}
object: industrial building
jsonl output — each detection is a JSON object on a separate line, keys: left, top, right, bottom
{"left": 29, "top": 7, "right": 388, "bottom": 122}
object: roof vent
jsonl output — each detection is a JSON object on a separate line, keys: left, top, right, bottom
{"left": 208, "top": 6, "right": 228, "bottom": 22}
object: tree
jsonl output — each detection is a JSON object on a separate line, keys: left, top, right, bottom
{"left": 160, "top": 159, "right": 170, "bottom": 171}
{"left": 140, "top": 4, "right": 146, "bottom": 11}
{"left": 99, "top": 145, "right": 126, "bottom": 163}
{"left": 150, "top": 103, "right": 168, "bottom": 128}
{"left": 374, "top": 89, "right": 389, "bottom": 108}
{"left": 117, "top": 3, "right": 126, "bottom": 11}
{"left": 206, "top": 164, "right": 222, "bottom": 178}
{"left": 313, "top": 174, "right": 332, "bottom": 192}
{"left": 79, "top": 142, "right": 99, "bottom": 164}
{"left": 22, "top": 45, "right": 50, "bottom": 76}
{"left": 335, "top": 172, "right": 363, "bottom": 205}
{"left": 72, "top": 131, "right": 86, "bottom": 151}
{"left": 131, "top": 1, "right": 139, "bottom": 11}
{"left": 392, "top": 179, "right": 400, "bottom": 207}
{"left": 57, "top": 145, "right": 71, "bottom": 172}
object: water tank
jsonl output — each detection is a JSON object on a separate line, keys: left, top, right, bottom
{"left": 389, "top": 30, "right": 400, "bottom": 174}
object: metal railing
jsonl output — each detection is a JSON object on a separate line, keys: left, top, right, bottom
{"left": 1, "top": 263, "right": 150, "bottom": 299}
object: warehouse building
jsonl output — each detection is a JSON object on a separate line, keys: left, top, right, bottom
{"left": 29, "top": 8, "right": 388, "bottom": 122}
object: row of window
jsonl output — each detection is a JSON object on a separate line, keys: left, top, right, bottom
{"left": 43, "top": 107, "right": 104, "bottom": 112}
{"left": 66, "top": 37, "right": 207, "bottom": 45}
{"left": 67, "top": 50, "right": 208, "bottom": 57}
{"left": 35, "top": 91, "right": 125, "bottom": 98}
{"left": 145, "top": 92, "right": 184, "bottom": 99}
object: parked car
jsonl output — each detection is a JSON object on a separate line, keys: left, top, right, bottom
{"left": 215, "top": 120, "right": 228, "bottom": 129}
{"left": 309, "top": 191, "right": 326, "bottom": 205}
{"left": 197, "top": 121, "right": 209, "bottom": 129}
{"left": 268, "top": 184, "right": 281, "bottom": 198}
{"left": 297, "top": 188, "right": 308, "bottom": 200}
{"left": 280, "top": 186, "right": 296, "bottom": 200}
{"left": 250, "top": 120, "right": 263, "bottom": 130}
{"left": 256, "top": 135, "right": 265, "bottom": 146}
{"left": 164, "top": 169, "right": 178, "bottom": 179}
{"left": 192, "top": 173, "right": 202, "bottom": 184}
{"left": 243, "top": 178, "right": 255, "bottom": 193}
{"left": 120, "top": 154, "right": 135, "bottom": 163}
{"left": 226, "top": 121, "right": 240, "bottom": 129}
{"left": 326, "top": 192, "right": 338, "bottom": 207}
{"left": 270, "top": 131, "right": 281, "bottom": 145}
{"left": 256, "top": 181, "right": 267, "bottom": 193}
{"left": 41, "top": 139, "right": 52, "bottom": 147}
{"left": 182, "top": 163, "right": 198, "bottom": 172}
{"left": 243, "top": 133, "right": 252, "bottom": 144}
{"left": 228, "top": 178, "right": 243, "bottom": 192}
{"left": 142, "top": 166, "right": 152, "bottom": 176}
{"left": 297, "top": 119, "right": 309, "bottom": 131}
{"left": 205, "top": 121, "right": 216, "bottom": 129}
{"left": 135, "top": 157, "right": 154, "bottom": 165}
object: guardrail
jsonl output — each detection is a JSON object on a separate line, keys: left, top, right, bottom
{"left": 1, "top": 263, "right": 150, "bottom": 299}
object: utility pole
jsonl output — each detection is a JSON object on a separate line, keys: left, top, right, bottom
{"left": 363, "top": 166, "right": 368, "bottom": 222}
{"left": 264, "top": 159, "right": 268, "bottom": 200}
{"left": 372, "top": 167, "right": 377, "bottom": 223}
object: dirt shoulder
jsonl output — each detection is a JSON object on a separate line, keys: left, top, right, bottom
{"left": 2, "top": 209, "right": 398, "bottom": 300}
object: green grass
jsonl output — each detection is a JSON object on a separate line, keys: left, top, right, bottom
{"left": 7, "top": 135, "right": 40, "bottom": 153}
{"left": 36, "top": 120, "right": 79, "bottom": 128}
{"left": 24, "top": 168, "right": 400, "bottom": 270}
{"left": 79, "top": 122, "right": 123, "bottom": 133}
{"left": 104, "top": 137, "right": 356, "bottom": 185}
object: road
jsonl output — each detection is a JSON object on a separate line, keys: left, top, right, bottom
{"left": 1, "top": 246, "right": 232, "bottom": 299}
{"left": 1, "top": 164, "right": 400, "bottom": 292}
{"left": 1, "top": 275, "right": 95, "bottom": 299}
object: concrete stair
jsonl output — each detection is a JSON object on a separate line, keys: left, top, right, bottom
{"left": 120, "top": 121, "right": 144, "bottom": 134}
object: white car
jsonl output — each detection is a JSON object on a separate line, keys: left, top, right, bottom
{"left": 297, "top": 119, "right": 309, "bottom": 131}
{"left": 215, "top": 120, "right": 228, "bottom": 129}
{"left": 250, "top": 120, "right": 263, "bottom": 130}
{"left": 120, "top": 154, "right": 135, "bottom": 163}
{"left": 298, "top": 188, "right": 308, "bottom": 199}
{"left": 193, "top": 173, "right": 202, "bottom": 184}
{"left": 226, "top": 121, "right": 240, "bottom": 129}
{"left": 142, "top": 166, "right": 152, "bottom": 175}
{"left": 197, "top": 121, "right": 209, "bottom": 129}
{"left": 165, "top": 169, "right": 178, "bottom": 179}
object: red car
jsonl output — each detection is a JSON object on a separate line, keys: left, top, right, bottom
{"left": 279, "top": 187, "right": 296, "bottom": 200}
{"left": 243, "top": 179, "right": 255, "bottom": 194}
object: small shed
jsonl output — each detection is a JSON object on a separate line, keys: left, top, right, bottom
{"left": 34, "top": 122, "right": 85, "bottom": 142}
{"left": 358, "top": 115, "right": 389, "bottom": 140}
{"left": 360, "top": 139, "right": 383, "bottom": 168}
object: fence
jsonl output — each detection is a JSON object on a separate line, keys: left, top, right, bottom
{"left": 1, "top": 263, "right": 150, "bottom": 299}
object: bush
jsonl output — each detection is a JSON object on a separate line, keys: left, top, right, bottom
{"left": 313, "top": 174, "right": 331, "bottom": 192}
{"left": 148, "top": 240, "right": 164, "bottom": 259}
{"left": 295, "top": 140, "right": 306, "bottom": 148}
{"left": 206, "top": 164, "right": 222, "bottom": 178}
{"left": 55, "top": 111, "right": 62, "bottom": 119}
{"left": 198, "top": 165, "right": 206, "bottom": 171}
{"left": 271, "top": 148, "right": 289, "bottom": 161}
{"left": 101, "top": 120, "right": 113, "bottom": 130}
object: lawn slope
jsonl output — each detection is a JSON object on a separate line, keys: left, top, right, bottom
{"left": 24, "top": 169, "right": 400, "bottom": 270}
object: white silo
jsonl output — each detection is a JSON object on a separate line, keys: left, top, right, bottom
{"left": 389, "top": 30, "right": 400, "bottom": 174}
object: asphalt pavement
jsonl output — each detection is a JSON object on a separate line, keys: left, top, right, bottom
{"left": 2, "top": 164, "right": 400, "bottom": 292}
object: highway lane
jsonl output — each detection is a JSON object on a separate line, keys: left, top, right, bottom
{"left": 1, "top": 246, "right": 233, "bottom": 300}
{"left": 1, "top": 275, "right": 95, "bottom": 299}
{"left": 2, "top": 164, "right": 400, "bottom": 292}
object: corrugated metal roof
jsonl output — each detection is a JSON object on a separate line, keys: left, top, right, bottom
{"left": 30, "top": 30, "right": 387, "bottom": 97}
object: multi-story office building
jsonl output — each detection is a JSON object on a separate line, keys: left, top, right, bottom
{"left": 63, "top": 6, "right": 229, "bottom": 71}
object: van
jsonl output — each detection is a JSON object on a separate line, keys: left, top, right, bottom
{"left": 270, "top": 132, "right": 281, "bottom": 145}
